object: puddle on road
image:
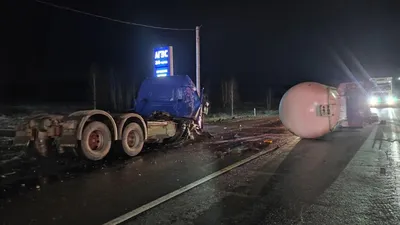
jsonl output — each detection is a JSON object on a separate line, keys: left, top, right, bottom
{"left": 0, "top": 151, "right": 150, "bottom": 201}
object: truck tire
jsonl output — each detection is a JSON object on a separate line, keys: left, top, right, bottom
{"left": 80, "top": 121, "right": 112, "bottom": 161}
{"left": 121, "top": 122, "right": 144, "bottom": 157}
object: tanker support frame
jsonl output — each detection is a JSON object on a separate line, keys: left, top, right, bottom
{"left": 12, "top": 109, "right": 202, "bottom": 161}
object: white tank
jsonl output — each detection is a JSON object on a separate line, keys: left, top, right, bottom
{"left": 279, "top": 82, "right": 340, "bottom": 138}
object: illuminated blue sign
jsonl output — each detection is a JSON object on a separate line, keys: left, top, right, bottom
{"left": 153, "top": 46, "right": 174, "bottom": 77}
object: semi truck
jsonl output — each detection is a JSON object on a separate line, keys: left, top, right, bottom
{"left": 12, "top": 75, "right": 209, "bottom": 161}
{"left": 367, "top": 77, "right": 397, "bottom": 108}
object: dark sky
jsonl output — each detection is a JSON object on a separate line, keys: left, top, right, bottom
{"left": 3, "top": 0, "right": 400, "bottom": 103}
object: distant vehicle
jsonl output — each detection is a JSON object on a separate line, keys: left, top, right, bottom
{"left": 367, "top": 77, "right": 397, "bottom": 108}
{"left": 13, "top": 75, "right": 209, "bottom": 161}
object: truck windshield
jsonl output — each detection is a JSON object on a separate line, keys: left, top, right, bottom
{"left": 371, "top": 84, "right": 391, "bottom": 92}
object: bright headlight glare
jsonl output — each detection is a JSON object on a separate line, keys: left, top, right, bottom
{"left": 386, "top": 96, "right": 395, "bottom": 105}
{"left": 368, "top": 96, "right": 378, "bottom": 105}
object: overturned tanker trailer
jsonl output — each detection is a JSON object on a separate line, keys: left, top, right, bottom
{"left": 13, "top": 75, "right": 209, "bottom": 161}
{"left": 279, "top": 81, "right": 372, "bottom": 139}
{"left": 279, "top": 82, "right": 342, "bottom": 139}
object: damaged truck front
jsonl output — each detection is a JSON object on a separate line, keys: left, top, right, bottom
{"left": 13, "top": 75, "right": 209, "bottom": 161}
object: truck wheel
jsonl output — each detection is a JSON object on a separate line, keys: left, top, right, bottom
{"left": 80, "top": 121, "right": 112, "bottom": 161}
{"left": 121, "top": 123, "right": 144, "bottom": 157}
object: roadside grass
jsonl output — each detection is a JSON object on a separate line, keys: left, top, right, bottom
{"left": 205, "top": 110, "right": 278, "bottom": 122}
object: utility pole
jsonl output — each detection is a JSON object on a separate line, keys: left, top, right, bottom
{"left": 196, "top": 26, "right": 201, "bottom": 94}
{"left": 230, "top": 80, "right": 234, "bottom": 117}
{"left": 90, "top": 63, "right": 97, "bottom": 109}
{"left": 92, "top": 72, "right": 97, "bottom": 109}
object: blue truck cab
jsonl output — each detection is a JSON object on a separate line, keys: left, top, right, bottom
{"left": 134, "top": 75, "right": 204, "bottom": 121}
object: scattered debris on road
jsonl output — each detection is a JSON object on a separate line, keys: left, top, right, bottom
{"left": 208, "top": 118, "right": 292, "bottom": 157}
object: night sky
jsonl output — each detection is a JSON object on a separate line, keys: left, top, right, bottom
{"left": 3, "top": 0, "right": 400, "bottom": 104}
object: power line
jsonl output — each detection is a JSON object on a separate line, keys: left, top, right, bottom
{"left": 35, "top": 0, "right": 195, "bottom": 31}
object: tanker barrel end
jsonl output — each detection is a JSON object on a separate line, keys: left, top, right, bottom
{"left": 279, "top": 82, "right": 340, "bottom": 139}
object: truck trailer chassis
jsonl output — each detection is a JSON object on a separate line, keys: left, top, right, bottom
{"left": 13, "top": 109, "right": 200, "bottom": 161}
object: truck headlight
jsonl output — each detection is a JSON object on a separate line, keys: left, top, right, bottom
{"left": 368, "top": 96, "right": 378, "bottom": 105}
{"left": 386, "top": 96, "right": 395, "bottom": 105}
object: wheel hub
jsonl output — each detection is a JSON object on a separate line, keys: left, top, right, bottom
{"left": 127, "top": 130, "right": 137, "bottom": 148}
{"left": 88, "top": 130, "right": 103, "bottom": 151}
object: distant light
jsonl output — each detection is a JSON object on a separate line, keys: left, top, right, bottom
{"left": 386, "top": 96, "right": 395, "bottom": 105}
{"left": 153, "top": 46, "right": 174, "bottom": 77}
{"left": 156, "top": 69, "right": 168, "bottom": 74}
{"left": 155, "top": 60, "right": 168, "bottom": 66}
{"left": 398, "top": 77, "right": 400, "bottom": 81}
{"left": 368, "top": 96, "right": 378, "bottom": 105}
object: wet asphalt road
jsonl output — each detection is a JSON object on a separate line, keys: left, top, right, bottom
{"left": 0, "top": 117, "right": 290, "bottom": 225}
{"left": 1, "top": 109, "right": 400, "bottom": 225}
{"left": 123, "top": 108, "right": 400, "bottom": 225}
